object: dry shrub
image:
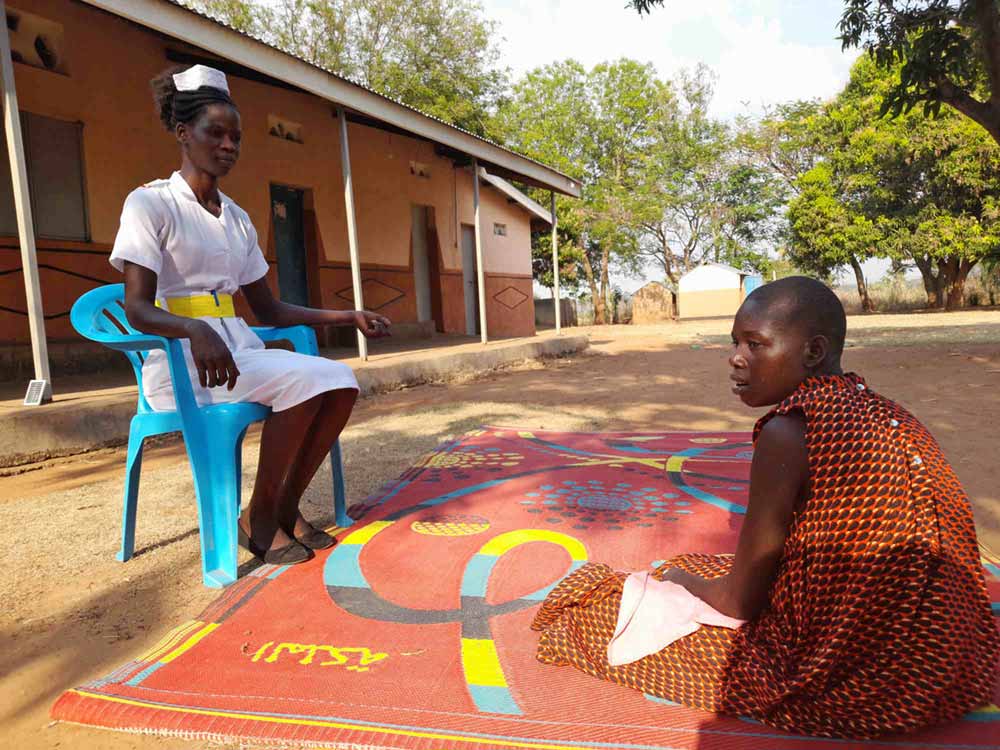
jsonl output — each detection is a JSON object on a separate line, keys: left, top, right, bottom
{"left": 836, "top": 275, "right": 925, "bottom": 314}
{"left": 836, "top": 272, "right": 1000, "bottom": 313}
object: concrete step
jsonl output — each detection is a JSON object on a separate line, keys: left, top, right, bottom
{"left": 0, "top": 333, "right": 588, "bottom": 467}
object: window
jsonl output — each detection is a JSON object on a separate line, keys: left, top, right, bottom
{"left": 409, "top": 161, "right": 431, "bottom": 178}
{"left": 493, "top": 222, "right": 507, "bottom": 237}
{"left": 0, "top": 112, "right": 89, "bottom": 241}
{"left": 7, "top": 8, "right": 68, "bottom": 75}
{"left": 267, "top": 114, "right": 303, "bottom": 144}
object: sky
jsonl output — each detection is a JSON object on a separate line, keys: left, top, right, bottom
{"left": 481, "top": 0, "right": 860, "bottom": 120}
{"left": 480, "top": 1, "right": 892, "bottom": 291}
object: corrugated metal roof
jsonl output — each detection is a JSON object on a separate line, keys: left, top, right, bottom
{"left": 159, "top": 0, "right": 577, "bottom": 190}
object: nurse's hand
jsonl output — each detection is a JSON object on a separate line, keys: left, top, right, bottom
{"left": 354, "top": 311, "right": 392, "bottom": 338}
{"left": 189, "top": 322, "right": 241, "bottom": 390}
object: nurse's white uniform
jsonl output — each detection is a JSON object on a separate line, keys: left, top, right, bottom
{"left": 110, "top": 171, "right": 358, "bottom": 413}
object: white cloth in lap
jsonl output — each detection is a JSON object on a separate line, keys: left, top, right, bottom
{"left": 606, "top": 571, "right": 745, "bottom": 667}
{"left": 109, "top": 172, "right": 357, "bottom": 413}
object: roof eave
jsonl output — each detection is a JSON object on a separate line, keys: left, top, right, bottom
{"left": 479, "top": 168, "right": 553, "bottom": 225}
{"left": 80, "top": 0, "right": 582, "bottom": 198}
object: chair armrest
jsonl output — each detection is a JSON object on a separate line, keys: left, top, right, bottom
{"left": 79, "top": 329, "right": 170, "bottom": 353}
{"left": 251, "top": 325, "right": 319, "bottom": 357}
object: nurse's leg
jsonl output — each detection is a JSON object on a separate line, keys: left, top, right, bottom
{"left": 241, "top": 393, "right": 325, "bottom": 552}
{"left": 275, "top": 388, "right": 357, "bottom": 539}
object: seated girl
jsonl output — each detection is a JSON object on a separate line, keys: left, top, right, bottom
{"left": 532, "top": 276, "right": 998, "bottom": 739}
{"left": 111, "top": 65, "right": 390, "bottom": 566}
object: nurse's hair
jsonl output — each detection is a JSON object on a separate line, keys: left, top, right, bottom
{"left": 150, "top": 65, "right": 238, "bottom": 132}
{"left": 743, "top": 276, "right": 847, "bottom": 357}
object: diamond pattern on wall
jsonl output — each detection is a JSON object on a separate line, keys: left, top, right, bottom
{"left": 493, "top": 285, "right": 529, "bottom": 310}
{"left": 335, "top": 278, "right": 406, "bottom": 311}
{"left": 0, "top": 263, "right": 116, "bottom": 319}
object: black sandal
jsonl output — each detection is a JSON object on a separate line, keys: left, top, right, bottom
{"left": 294, "top": 525, "right": 338, "bottom": 551}
{"left": 238, "top": 522, "right": 313, "bottom": 565}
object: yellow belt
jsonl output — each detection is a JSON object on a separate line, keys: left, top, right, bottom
{"left": 157, "top": 293, "right": 236, "bottom": 318}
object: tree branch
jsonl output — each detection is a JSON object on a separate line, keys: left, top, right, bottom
{"left": 933, "top": 76, "right": 999, "bottom": 139}
{"left": 973, "top": 0, "right": 1000, "bottom": 107}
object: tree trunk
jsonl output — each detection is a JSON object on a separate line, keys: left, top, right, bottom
{"left": 942, "top": 257, "right": 975, "bottom": 311}
{"left": 580, "top": 246, "right": 604, "bottom": 324}
{"left": 661, "top": 233, "right": 678, "bottom": 288}
{"left": 913, "top": 255, "right": 942, "bottom": 307}
{"left": 849, "top": 255, "right": 876, "bottom": 312}
{"left": 600, "top": 245, "right": 610, "bottom": 324}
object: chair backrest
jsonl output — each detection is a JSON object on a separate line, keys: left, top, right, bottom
{"left": 70, "top": 283, "right": 154, "bottom": 413}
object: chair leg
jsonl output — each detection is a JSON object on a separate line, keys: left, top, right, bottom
{"left": 185, "top": 431, "right": 247, "bottom": 588}
{"left": 234, "top": 427, "right": 249, "bottom": 512}
{"left": 330, "top": 439, "right": 353, "bottom": 528}
{"left": 117, "top": 429, "right": 146, "bottom": 562}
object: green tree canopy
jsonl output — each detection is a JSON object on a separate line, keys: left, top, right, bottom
{"left": 496, "top": 59, "right": 664, "bottom": 323}
{"left": 190, "top": 0, "right": 508, "bottom": 137}
{"left": 839, "top": 0, "right": 1000, "bottom": 146}
{"left": 629, "top": 1, "right": 1000, "bottom": 149}
{"left": 785, "top": 55, "right": 1000, "bottom": 310}
{"left": 633, "top": 66, "right": 783, "bottom": 287}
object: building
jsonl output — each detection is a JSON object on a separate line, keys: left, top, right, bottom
{"left": 630, "top": 281, "right": 676, "bottom": 324}
{"left": 0, "top": 0, "right": 579, "bottom": 384}
{"left": 677, "top": 263, "right": 763, "bottom": 319}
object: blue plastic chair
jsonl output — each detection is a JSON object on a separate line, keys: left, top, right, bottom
{"left": 70, "top": 283, "right": 352, "bottom": 588}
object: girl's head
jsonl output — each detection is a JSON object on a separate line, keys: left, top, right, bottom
{"left": 151, "top": 64, "right": 241, "bottom": 177}
{"left": 729, "top": 276, "right": 846, "bottom": 407}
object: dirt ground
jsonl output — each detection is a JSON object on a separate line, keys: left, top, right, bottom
{"left": 3, "top": 310, "right": 999, "bottom": 749}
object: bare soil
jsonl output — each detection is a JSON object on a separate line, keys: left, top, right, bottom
{"left": 3, "top": 311, "right": 999, "bottom": 749}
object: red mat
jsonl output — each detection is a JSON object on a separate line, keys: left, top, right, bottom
{"left": 53, "top": 429, "right": 1000, "bottom": 749}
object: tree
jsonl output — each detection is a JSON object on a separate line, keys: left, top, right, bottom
{"left": 629, "top": 1, "right": 1000, "bottom": 149}
{"left": 633, "top": 66, "right": 782, "bottom": 287}
{"left": 839, "top": 1, "right": 1000, "bottom": 148}
{"left": 627, "top": 0, "right": 665, "bottom": 12}
{"left": 189, "top": 0, "right": 508, "bottom": 137}
{"left": 784, "top": 55, "right": 1000, "bottom": 310}
{"left": 786, "top": 164, "right": 881, "bottom": 311}
{"left": 496, "top": 59, "right": 662, "bottom": 323}
{"left": 747, "top": 100, "right": 826, "bottom": 196}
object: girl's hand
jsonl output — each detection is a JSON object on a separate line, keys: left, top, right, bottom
{"left": 659, "top": 568, "right": 686, "bottom": 585}
{"left": 189, "top": 321, "right": 240, "bottom": 389}
{"left": 354, "top": 311, "right": 392, "bottom": 338}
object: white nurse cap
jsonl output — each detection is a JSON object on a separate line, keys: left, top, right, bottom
{"left": 172, "top": 64, "right": 230, "bottom": 94}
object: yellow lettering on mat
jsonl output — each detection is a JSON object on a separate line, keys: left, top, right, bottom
{"left": 250, "top": 641, "right": 389, "bottom": 672}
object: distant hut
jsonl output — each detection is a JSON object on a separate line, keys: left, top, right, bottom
{"left": 677, "top": 263, "right": 764, "bottom": 319}
{"left": 631, "top": 281, "right": 677, "bottom": 324}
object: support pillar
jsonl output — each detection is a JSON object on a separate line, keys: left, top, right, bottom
{"left": 337, "top": 106, "right": 367, "bottom": 360}
{"left": 551, "top": 191, "right": 560, "bottom": 335}
{"left": 0, "top": 0, "right": 51, "bottom": 402}
{"left": 472, "top": 159, "right": 488, "bottom": 344}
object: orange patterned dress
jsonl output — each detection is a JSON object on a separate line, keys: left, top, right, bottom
{"left": 532, "top": 373, "right": 999, "bottom": 739}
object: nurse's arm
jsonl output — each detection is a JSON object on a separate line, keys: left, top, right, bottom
{"left": 241, "top": 277, "right": 391, "bottom": 337}
{"left": 122, "top": 261, "right": 241, "bottom": 390}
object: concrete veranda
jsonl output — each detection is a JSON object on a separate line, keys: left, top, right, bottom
{"left": 2, "top": 311, "right": 999, "bottom": 750}
{"left": 0, "top": 330, "right": 588, "bottom": 467}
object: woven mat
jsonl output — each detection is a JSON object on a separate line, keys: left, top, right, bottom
{"left": 53, "top": 428, "right": 1000, "bottom": 749}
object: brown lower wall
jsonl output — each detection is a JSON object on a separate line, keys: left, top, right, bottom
{"left": 0, "top": 243, "right": 536, "bottom": 349}
{"left": 313, "top": 265, "right": 535, "bottom": 339}
{"left": 485, "top": 274, "right": 535, "bottom": 338}
{"left": 0, "top": 244, "right": 119, "bottom": 344}
{"left": 678, "top": 288, "right": 742, "bottom": 319}
{"left": 439, "top": 272, "right": 466, "bottom": 335}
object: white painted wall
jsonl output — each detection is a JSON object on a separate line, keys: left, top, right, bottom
{"left": 679, "top": 264, "right": 741, "bottom": 292}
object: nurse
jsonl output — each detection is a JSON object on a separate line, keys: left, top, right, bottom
{"left": 111, "top": 64, "right": 391, "bottom": 566}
